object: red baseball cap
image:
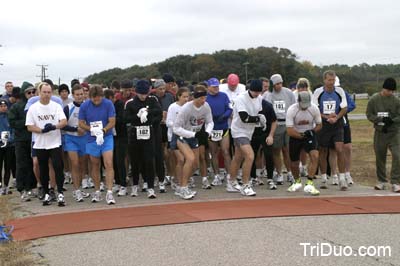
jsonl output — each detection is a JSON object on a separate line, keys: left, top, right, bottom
{"left": 227, "top": 74, "right": 239, "bottom": 86}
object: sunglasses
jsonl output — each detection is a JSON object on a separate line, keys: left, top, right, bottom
{"left": 26, "top": 90, "right": 36, "bottom": 95}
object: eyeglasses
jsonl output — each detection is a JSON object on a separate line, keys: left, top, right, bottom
{"left": 26, "top": 90, "right": 36, "bottom": 95}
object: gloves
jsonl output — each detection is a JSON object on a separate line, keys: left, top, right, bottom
{"left": 258, "top": 114, "right": 267, "bottom": 130}
{"left": 137, "top": 108, "right": 148, "bottom": 124}
{"left": 195, "top": 130, "right": 209, "bottom": 139}
{"left": 382, "top": 117, "right": 394, "bottom": 127}
{"left": 91, "top": 127, "right": 104, "bottom": 145}
{"left": 42, "top": 123, "right": 56, "bottom": 133}
{"left": 303, "top": 130, "right": 315, "bottom": 139}
{"left": 96, "top": 133, "right": 104, "bottom": 145}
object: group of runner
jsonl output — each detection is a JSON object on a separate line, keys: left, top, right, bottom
{"left": 1, "top": 70, "right": 399, "bottom": 207}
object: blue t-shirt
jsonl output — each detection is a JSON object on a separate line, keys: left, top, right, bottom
{"left": 206, "top": 92, "right": 232, "bottom": 130}
{"left": 78, "top": 98, "right": 115, "bottom": 142}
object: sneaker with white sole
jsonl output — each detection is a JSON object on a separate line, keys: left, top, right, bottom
{"left": 42, "top": 193, "right": 52, "bottom": 206}
{"left": 211, "top": 175, "right": 222, "bottom": 186}
{"left": 106, "top": 191, "right": 116, "bottom": 204}
{"left": 304, "top": 181, "right": 320, "bottom": 196}
{"left": 331, "top": 175, "right": 339, "bottom": 185}
{"left": 320, "top": 175, "right": 328, "bottom": 189}
{"left": 275, "top": 174, "right": 284, "bottom": 185}
{"left": 80, "top": 190, "right": 90, "bottom": 198}
{"left": 112, "top": 184, "right": 120, "bottom": 193}
{"left": 88, "top": 177, "right": 95, "bottom": 188}
{"left": 21, "top": 191, "right": 31, "bottom": 202}
{"left": 130, "top": 185, "right": 138, "bottom": 197}
{"left": 286, "top": 172, "right": 295, "bottom": 184}
{"left": 91, "top": 191, "right": 102, "bottom": 203}
{"left": 257, "top": 177, "right": 264, "bottom": 186}
{"left": 226, "top": 181, "right": 241, "bottom": 192}
{"left": 159, "top": 183, "right": 166, "bottom": 193}
{"left": 100, "top": 182, "right": 106, "bottom": 192}
{"left": 240, "top": 183, "right": 256, "bottom": 196}
{"left": 392, "top": 184, "right": 400, "bottom": 193}
{"left": 142, "top": 182, "right": 148, "bottom": 192}
{"left": 74, "top": 190, "right": 84, "bottom": 202}
{"left": 374, "top": 182, "right": 388, "bottom": 190}
{"left": 118, "top": 186, "right": 127, "bottom": 196}
{"left": 267, "top": 179, "right": 277, "bottom": 190}
{"left": 339, "top": 176, "right": 348, "bottom": 191}
{"left": 236, "top": 176, "right": 243, "bottom": 185}
{"left": 202, "top": 177, "right": 212, "bottom": 189}
{"left": 287, "top": 182, "right": 303, "bottom": 192}
{"left": 164, "top": 176, "right": 171, "bottom": 186}
{"left": 147, "top": 188, "right": 156, "bottom": 199}
{"left": 346, "top": 175, "right": 354, "bottom": 185}
{"left": 189, "top": 177, "right": 196, "bottom": 188}
{"left": 179, "top": 187, "right": 195, "bottom": 200}
{"left": 57, "top": 193, "right": 66, "bottom": 207}
{"left": 82, "top": 178, "right": 89, "bottom": 189}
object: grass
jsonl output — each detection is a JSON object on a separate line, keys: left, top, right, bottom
{"left": 352, "top": 98, "right": 368, "bottom": 115}
{"left": 0, "top": 196, "right": 43, "bottom": 266}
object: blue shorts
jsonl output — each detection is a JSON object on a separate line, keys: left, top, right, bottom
{"left": 170, "top": 134, "right": 199, "bottom": 150}
{"left": 61, "top": 134, "right": 66, "bottom": 147}
{"left": 64, "top": 134, "right": 87, "bottom": 156}
{"left": 85, "top": 134, "right": 114, "bottom": 157}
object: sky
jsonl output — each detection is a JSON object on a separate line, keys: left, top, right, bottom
{"left": 1, "top": 0, "right": 399, "bottom": 91}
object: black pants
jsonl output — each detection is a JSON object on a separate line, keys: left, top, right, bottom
{"left": 153, "top": 125, "right": 165, "bottom": 183}
{"left": 15, "top": 141, "right": 36, "bottom": 192}
{"left": 128, "top": 139, "right": 155, "bottom": 189}
{"left": 36, "top": 147, "right": 64, "bottom": 194}
{"left": 113, "top": 137, "right": 127, "bottom": 187}
{"left": 0, "top": 146, "right": 14, "bottom": 187}
{"left": 251, "top": 133, "right": 274, "bottom": 179}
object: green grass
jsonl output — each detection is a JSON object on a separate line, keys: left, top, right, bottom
{"left": 352, "top": 98, "right": 368, "bottom": 115}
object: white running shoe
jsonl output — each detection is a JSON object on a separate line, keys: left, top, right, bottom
{"left": 267, "top": 179, "right": 277, "bottom": 190}
{"left": 226, "top": 181, "right": 241, "bottom": 193}
{"left": 88, "top": 177, "right": 95, "bottom": 188}
{"left": 100, "top": 182, "right": 105, "bottom": 192}
{"left": 339, "top": 176, "right": 348, "bottom": 191}
{"left": 20, "top": 191, "right": 31, "bottom": 202}
{"left": 275, "top": 174, "right": 284, "bottom": 185}
{"left": 42, "top": 193, "right": 52, "bottom": 206}
{"left": 287, "top": 182, "right": 303, "bottom": 192}
{"left": 240, "top": 183, "right": 256, "bottom": 196}
{"left": 82, "top": 178, "right": 89, "bottom": 189}
{"left": 91, "top": 191, "right": 102, "bottom": 203}
{"left": 57, "top": 193, "right": 66, "bottom": 207}
{"left": 142, "top": 182, "right": 148, "bottom": 192}
{"left": 164, "top": 176, "right": 171, "bottom": 186}
{"left": 189, "top": 177, "right": 196, "bottom": 188}
{"left": 112, "top": 184, "right": 120, "bottom": 193}
{"left": 320, "top": 175, "right": 328, "bottom": 189}
{"left": 75, "top": 190, "right": 84, "bottom": 202}
{"left": 346, "top": 174, "right": 354, "bottom": 185}
{"left": 202, "top": 177, "right": 212, "bottom": 189}
{"left": 236, "top": 175, "right": 243, "bottom": 185}
{"left": 392, "top": 184, "right": 400, "bottom": 193}
{"left": 256, "top": 177, "right": 264, "bottom": 186}
{"left": 147, "top": 188, "right": 156, "bottom": 199}
{"left": 331, "top": 175, "right": 339, "bottom": 185}
{"left": 211, "top": 175, "right": 222, "bottom": 186}
{"left": 304, "top": 181, "right": 320, "bottom": 196}
{"left": 130, "top": 185, "right": 138, "bottom": 197}
{"left": 374, "top": 182, "right": 388, "bottom": 190}
{"left": 106, "top": 191, "right": 116, "bottom": 204}
{"left": 286, "top": 172, "right": 295, "bottom": 184}
{"left": 64, "top": 172, "right": 72, "bottom": 184}
{"left": 179, "top": 187, "right": 195, "bottom": 200}
{"left": 118, "top": 186, "right": 127, "bottom": 196}
{"left": 159, "top": 183, "right": 166, "bottom": 193}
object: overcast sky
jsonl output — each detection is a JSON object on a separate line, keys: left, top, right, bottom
{"left": 1, "top": 0, "right": 399, "bottom": 90}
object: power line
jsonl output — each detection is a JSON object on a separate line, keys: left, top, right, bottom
{"left": 36, "top": 64, "right": 48, "bottom": 81}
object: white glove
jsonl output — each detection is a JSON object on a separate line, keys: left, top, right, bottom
{"left": 1, "top": 131, "right": 9, "bottom": 148}
{"left": 140, "top": 110, "right": 148, "bottom": 124}
{"left": 137, "top": 108, "right": 147, "bottom": 118}
{"left": 96, "top": 134, "right": 104, "bottom": 145}
{"left": 258, "top": 114, "right": 267, "bottom": 130}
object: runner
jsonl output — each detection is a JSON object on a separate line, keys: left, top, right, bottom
{"left": 266, "top": 74, "right": 296, "bottom": 185}
{"left": 25, "top": 82, "right": 67, "bottom": 206}
{"left": 206, "top": 78, "right": 232, "bottom": 186}
{"left": 228, "top": 79, "right": 264, "bottom": 196}
{"left": 124, "top": 80, "right": 162, "bottom": 198}
{"left": 366, "top": 78, "right": 400, "bottom": 192}
{"left": 0, "top": 100, "right": 14, "bottom": 195}
{"left": 286, "top": 91, "right": 322, "bottom": 195}
{"left": 172, "top": 85, "right": 214, "bottom": 199}
{"left": 78, "top": 84, "right": 116, "bottom": 204}
{"left": 312, "top": 70, "right": 348, "bottom": 190}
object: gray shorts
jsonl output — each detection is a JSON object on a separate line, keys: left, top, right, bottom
{"left": 233, "top": 137, "right": 251, "bottom": 147}
{"left": 273, "top": 124, "right": 289, "bottom": 148}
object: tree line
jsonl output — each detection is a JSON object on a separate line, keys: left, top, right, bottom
{"left": 85, "top": 46, "right": 400, "bottom": 95}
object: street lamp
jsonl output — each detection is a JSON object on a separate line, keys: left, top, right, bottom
{"left": 243, "top": 62, "right": 250, "bottom": 83}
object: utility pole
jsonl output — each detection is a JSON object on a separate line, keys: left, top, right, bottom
{"left": 243, "top": 62, "right": 250, "bottom": 83}
{"left": 36, "top": 64, "right": 48, "bottom": 81}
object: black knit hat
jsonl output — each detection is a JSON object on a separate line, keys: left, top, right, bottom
{"left": 121, "top": 79, "right": 133, "bottom": 89}
{"left": 249, "top": 79, "right": 263, "bottom": 92}
{"left": 383, "top": 78, "right": 397, "bottom": 90}
{"left": 162, "top": 73, "right": 175, "bottom": 83}
{"left": 58, "top": 84, "right": 70, "bottom": 94}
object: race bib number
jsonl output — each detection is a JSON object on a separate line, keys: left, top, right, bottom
{"left": 90, "top": 121, "right": 103, "bottom": 136}
{"left": 273, "top": 101, "right": 286, "bottom": 113}
{"left": 136, "top": 126, "right": 150, "bottom": 140}
{"left": 377, "top": 112, "right": 389, "bottom": 118}
{"left": 211, "top": 130, "right": 223, "bottom": 142}
{"left": 323, "top": 101, "right": 336, "bottom": 114}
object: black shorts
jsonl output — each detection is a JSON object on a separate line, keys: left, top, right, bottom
{"left": 317, "top": 124, "right": 344, "bottom": 148}
{"left": 289, "top": 136, "right": 318, "bottom": 162}
{"left": 343, "top": 125, "right": 352, "bottom": 144}
{"left": 196, "top": 133, "right": 209, "bottom": 147}
{"left": 160, "top": 124, "right": 168, "bottom": 143}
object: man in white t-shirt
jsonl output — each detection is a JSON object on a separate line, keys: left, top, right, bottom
{"left": 219, "top": 74, "right": 246, "bottom": 107}
{"left": 26, "top": 82, "right": 67, "bottom": 206}
{"left": 286, "top": 91, "right": 322, "bottom": 196}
